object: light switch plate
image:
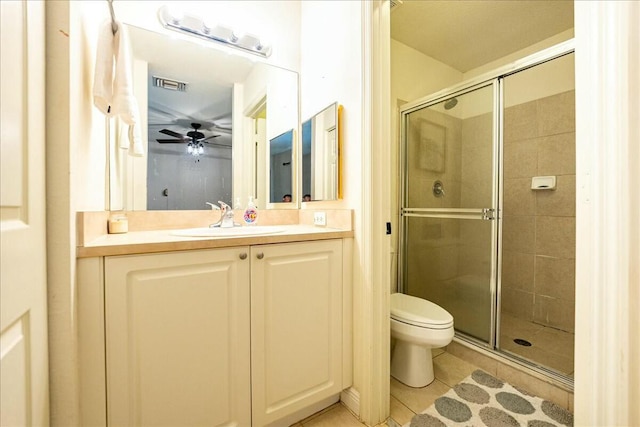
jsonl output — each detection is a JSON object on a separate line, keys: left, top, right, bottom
{"left": 313, "top": 211, "right": 326, "bottom": 226}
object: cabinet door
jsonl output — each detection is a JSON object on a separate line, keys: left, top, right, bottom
{"left": 251, "top": 240, "right": 343, "bottom": 426}
{"left": 105, "top": 248, "right": 251, "bottom": 427}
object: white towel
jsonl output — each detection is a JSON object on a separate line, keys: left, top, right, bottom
{"left": 93, "top": 20, "right": 115, "bottom": 116}
{"left": 93, "top": 20, "right": 144, "bottom": 157}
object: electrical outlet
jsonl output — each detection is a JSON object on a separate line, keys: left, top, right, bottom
{"left": 313, "top": 211, "right": 326, "bottom": 226}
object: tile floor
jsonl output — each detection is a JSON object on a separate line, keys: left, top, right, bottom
{"left": 292, "top": 348, "right": 479, "bottom": 427}
{"left": 294, "top": 339, "right": 574, "bottom": 426}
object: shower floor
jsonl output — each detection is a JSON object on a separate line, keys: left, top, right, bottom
{"left": 499, "top": 313, "right": 575, "bottom": 376}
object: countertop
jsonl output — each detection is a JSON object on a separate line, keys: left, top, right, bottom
{"left": 77, "top": 224, "right": 353, "bottom": 258}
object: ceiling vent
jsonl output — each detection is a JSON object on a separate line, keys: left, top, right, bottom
{"left": 390, "top": 0, "right": 403, "bottom": 12}
{"left": 153, "top": 76, "right": 188, "bottom": 92}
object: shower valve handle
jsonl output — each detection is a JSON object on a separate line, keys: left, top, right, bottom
{"left": 432, "top": 180, "right": 445, "bottom": 197}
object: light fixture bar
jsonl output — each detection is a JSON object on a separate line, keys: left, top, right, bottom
{"left": 157, "top": 6, "right": 272, "bottom": 58}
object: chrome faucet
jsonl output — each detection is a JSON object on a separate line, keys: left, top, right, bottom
{"left": 209, "top": 201, "right": 236, "bottom": 228}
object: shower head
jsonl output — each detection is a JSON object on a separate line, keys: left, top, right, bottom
{"left": 444, "top": 98, "right": 458, "bottom": 110}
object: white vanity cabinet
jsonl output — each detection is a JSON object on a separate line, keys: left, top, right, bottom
{"left": 78, "top": 238, "right": 348, "bottom": 427}
{"left": 104, "top": 246, "right": 252, "bottom": 427}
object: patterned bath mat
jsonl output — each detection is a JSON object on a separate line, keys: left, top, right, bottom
{"left": 404, "top": 370, "right": 573, "bottom": 427}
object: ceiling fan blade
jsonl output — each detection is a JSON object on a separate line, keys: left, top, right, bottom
{"left": 203, "top": 135, "right": 221, "bottom": 141}
{"left": 204, "top": 142, "right": 232, "bottom": 148}
{"left": 159, "top": 129, "right": 186, "bottom": 139}
{"left": 156, "top": 139, "right": 185, "bottom": 144}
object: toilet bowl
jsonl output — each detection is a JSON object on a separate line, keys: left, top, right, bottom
{"left": 390, "top": 293, "right": 454, "bottom": 387}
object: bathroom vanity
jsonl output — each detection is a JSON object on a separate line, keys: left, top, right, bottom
{"left": 76, "top": 211, "right": 353, "bottom": 426}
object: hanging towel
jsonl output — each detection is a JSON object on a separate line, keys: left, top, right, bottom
{"left": 93, "top": 20, "right": 115, "bottom": 116}
{"left": 93, "top": 20, "right": 143, "bottom": 157}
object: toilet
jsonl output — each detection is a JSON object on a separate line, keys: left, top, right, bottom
{"left": 390, "top": 293, "right": 454, "bottom": 387}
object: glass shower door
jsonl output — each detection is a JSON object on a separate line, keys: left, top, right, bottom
{"left": 400, "top": 83, "right": 498, "bottom": 344}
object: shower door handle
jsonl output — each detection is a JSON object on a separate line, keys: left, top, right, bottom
{"left": 482, "top": 208, "right": 496, "bottom": 220}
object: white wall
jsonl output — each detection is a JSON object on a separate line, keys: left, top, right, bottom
{"left": 300, "top": 0, "right": 363, "bottom": 208}
{"left": 300, "top": 0, "right": 365, "bottom": 413}
{"left": 463, "top": 29, "right": 574, "bottom": 80}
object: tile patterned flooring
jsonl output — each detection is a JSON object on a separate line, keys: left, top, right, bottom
{"left": 292, "top": 348, "right": 478, "bottom": 427}
{"left": 294, "top": 337, "right": 574, "bottom": 426}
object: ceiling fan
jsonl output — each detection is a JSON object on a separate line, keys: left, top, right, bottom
{"left": 156, "top": 123, "right": 230, "bottom": 156}
{"left": 156, "top": 122, "right": 220, "bottom": 144}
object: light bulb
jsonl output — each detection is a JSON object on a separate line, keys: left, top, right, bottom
{"left": 187, "top": 144, "right": 193, "bottom": 154}
{"left": 198, "top": 145, "right": 204, "bottom": 154}
{"left": 165, "top": 5, "right": 184, "bottom": 25}
{"left": 202, "top": 18, "right": 217, "bottom": 34}
{"left": 255, "top": 37, "right": 269, "bottom": 52}
{"left": 230, "top": 29, "right": 245, "bottom": 43}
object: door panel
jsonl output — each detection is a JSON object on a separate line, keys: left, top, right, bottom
{"left": 105, "top": 249, "right": 251, "bottom": 426}
{"left": 401, "top": 83, "right": 497, "bottom": 345}
{"left": 403, "top": 216, "right": 494, "bottom": 342}
{"left": 498, "top": 52, "right": 576, "bottom": 376}
{"left": 251, "top": 240, "right": 342, "bottom": 426}
{"left": 0, "top": 1, "right": 49, "bottom": 425}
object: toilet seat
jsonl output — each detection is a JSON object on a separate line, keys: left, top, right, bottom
{"left": 390, "top": 293, "right": 453, "bottom": 329}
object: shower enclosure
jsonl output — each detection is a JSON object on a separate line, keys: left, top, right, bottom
{"left": 399, "top": 44, "right": 575, "bottom": 383}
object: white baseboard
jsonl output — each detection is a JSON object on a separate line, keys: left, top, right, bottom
{"left": 340, "top": 387, "right": 360, "bottom": 417}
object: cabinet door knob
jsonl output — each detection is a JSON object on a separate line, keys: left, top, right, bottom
{"left": 256, "top": 252, "right": 264, "bottom": 260}
{"left": 239, "top": 253, "right": 247, "bottom": 260}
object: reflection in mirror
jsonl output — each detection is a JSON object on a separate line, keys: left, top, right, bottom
{"left": 269, "top": 129, "right": 294, "bottom": 203}
{"left": 301, "top": 103, "right": 340, "bottom": 201}
{"left": 110, "top": 24, "right": 299, "bottom": 211}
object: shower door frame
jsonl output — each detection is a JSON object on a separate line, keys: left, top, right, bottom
{"left": 397, "top": 40, "right": 576, "bottom": 388}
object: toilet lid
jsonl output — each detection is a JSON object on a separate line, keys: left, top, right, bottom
{"left": 390, "top": 293, "right": 453, "bottom": 328}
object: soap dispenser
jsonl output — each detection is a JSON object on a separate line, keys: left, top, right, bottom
{"left": 243, "top": 196, "right": 258, "bottom": 225}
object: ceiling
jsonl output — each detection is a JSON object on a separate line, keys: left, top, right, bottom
{"left": 390, "top": 0, "right": 574, "bottom": 72}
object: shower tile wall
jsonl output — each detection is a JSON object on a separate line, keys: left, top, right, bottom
{"left": 502, "top": 90, "right": 576, "bottom": 333}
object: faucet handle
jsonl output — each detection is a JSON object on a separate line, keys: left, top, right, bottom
{"left": 206, "top": 202, "right": 220, "bottom": 210}
{"left": 218, "top": 201, "right": 231, "bottom": 211}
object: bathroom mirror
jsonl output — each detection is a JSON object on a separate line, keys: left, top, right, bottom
{"left": 109, "top": 24, "right": 299, "bottom": 211}
{"left": 268, "top": 129, "right": 294, "bottom": 203}
{"left": 301, "top": 103, "right": 341, "bottom": 201}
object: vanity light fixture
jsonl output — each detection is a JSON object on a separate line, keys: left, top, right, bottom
{"left": 158, "top": 5, "right": 272, "bottom": 58}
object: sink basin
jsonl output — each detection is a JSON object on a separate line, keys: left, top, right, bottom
{"left": 170, "top": 225, "right": 287, "bottom": 238}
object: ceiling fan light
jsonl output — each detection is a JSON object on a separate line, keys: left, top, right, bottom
{"left": 198, "top": 145, "right": 204, "bottom": 154}
{"left": 187, "top": 144, "right": 193, "bottom": 154}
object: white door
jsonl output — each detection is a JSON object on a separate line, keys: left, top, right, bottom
{"left": 0, "top": 1, "right": 49, "bottom": 425}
